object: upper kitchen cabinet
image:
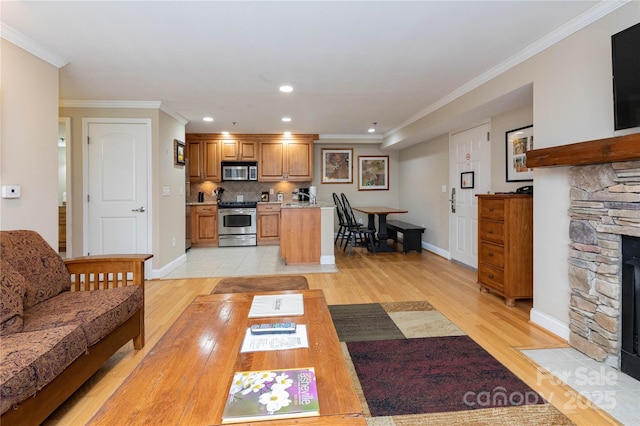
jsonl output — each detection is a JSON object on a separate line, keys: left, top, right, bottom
{"left": 221, "top": 139, "right": 258, "bottom": 161}
{"left": 259, "top": 137, "right": 315, "bottom": 182}
{"left": 186, "top": 135, "right": 221, "bottom": 182}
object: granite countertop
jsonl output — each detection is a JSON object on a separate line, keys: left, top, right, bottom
{"left": 187, "top": 201, "right": 334, "bottom": 208}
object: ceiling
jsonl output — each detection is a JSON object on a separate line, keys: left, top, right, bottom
{"left": 1, "top": 1, "right": 615, "bottom": 141}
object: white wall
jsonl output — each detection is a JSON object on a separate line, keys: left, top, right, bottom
{"left": 0, "top": 40, "right": 59, "bottom": 247}
{"left": 390, "top": 2, "right": 640, "bottom": 339}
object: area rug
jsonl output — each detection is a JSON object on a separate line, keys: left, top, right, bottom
{"left": 330, "top": 302, "right": 575, "bottom": 425}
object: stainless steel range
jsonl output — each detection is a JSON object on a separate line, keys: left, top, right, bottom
{"left": 217, "top": 201, "right": 257, "bottom": 247}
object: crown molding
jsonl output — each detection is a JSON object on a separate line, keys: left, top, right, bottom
{"left": 59, "top": 100, "right": 189, "bottom": 125}
{"left": 1, "top": 23, "right": 68, "bottom": 68}
{"left": 318, "top": 134, "right": 383, "bottom": 141}
{"left": 385, "top": 0, "right": 630, "bottom": 139}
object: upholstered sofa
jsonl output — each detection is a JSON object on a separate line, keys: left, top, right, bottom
{"left": 0, "top": 230, "right": 152, "bottom": 425}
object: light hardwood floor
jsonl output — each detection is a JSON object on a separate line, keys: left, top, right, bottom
{"left": 46, "top": 248, "right": 618, "bottom": 425}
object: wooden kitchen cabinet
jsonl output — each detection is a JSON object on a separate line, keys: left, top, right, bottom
{"left": 280, "top": 207, "right": 320, "bottom": 264}
{"left": 58, "top": 205, "right": 66, "bottom": 252}
{"left": 259, "top": 138, "right": 313, "bottom": 182}
{"left": 221, "top": 139, "right": 258, "bottom": 161}
{"left": 476, "top": 194, "right": 533, "bottom": 306}
{"left": 186, "top": 136, "right": 221, "bottom": 182}
{"left": 191, "top": 205, "right": 218, "bottom": 245}
{"left": 257, "top": 203, "right": 281, "bottom": 245}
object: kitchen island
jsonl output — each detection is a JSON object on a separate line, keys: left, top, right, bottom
{"left": 280, "top": 201, "right": 335, "bottom": 265}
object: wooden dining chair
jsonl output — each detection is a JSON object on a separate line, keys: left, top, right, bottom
{"left": 332, "top": 193, "right": 349, "bottom": 247}
{"left": 340, "top": 193, "right": 376, "bottom": 255}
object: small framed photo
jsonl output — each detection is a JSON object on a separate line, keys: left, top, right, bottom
{"left": 358, "top": 155, "right": 389, "bottom": 190}
{"left": 174, "top": 139, "right": 185, "bottom": 166}
{"left": 321, "top": 148, "right": 353, "bottom": 184}
{"left": 461, "top": 171, "right": 475, "bottom": 189}
{"left": 505, "top": 125, "right": 534, "bottom": 182}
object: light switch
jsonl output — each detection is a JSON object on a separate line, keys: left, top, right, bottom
{"left": 1, "top": 185, "right": 20, "bottom": 198}
{"left": 162, "top": 186, "right": 170, "bottom": 196}
{"left": 441, "top": 185, "right": 447, "bottom": 193}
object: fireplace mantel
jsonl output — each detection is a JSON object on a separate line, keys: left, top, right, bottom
{"left": 526, "top": 133, "right": 640, "bottom": 168}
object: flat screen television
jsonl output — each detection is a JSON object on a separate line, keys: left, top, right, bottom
{"left": 612, "top": 22, "right": 640, "bottom": 131}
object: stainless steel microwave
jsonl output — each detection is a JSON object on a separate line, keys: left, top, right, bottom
{"left": 222, "top": 162, "right": 258, "bottom": 181}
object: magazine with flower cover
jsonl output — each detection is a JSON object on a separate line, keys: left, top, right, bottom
{"left": 221, "top": 367, "right": 319, "bottom": 424}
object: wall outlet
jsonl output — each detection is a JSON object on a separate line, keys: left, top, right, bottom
{"left": 172, "top": 237, "right": 176, "bottom": 247}
{"left": 358, "top": 218, "right": 363, "bottom": 224}
{"left": 269, "top": 188, "right": 274, "bottom": 195}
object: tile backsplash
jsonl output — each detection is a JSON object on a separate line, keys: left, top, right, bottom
{"left": 190, "top": 181, "right": 311, "bottom": 204}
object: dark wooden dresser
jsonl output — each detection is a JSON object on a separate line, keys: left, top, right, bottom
{"left": 476, "top": 194, "right": 533, "bottom": 306}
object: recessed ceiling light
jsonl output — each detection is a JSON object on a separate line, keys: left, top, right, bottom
{"left": 221, "top": 131, "right": 230, "bottom": 136}
{"left": 203, "top": 117, "right": 214, "bottom": 122}
{"left": 368, "top": 128, "right": 375, "bottom": 133}
{"left": 279, "top": 85, "right": 293, "bottom": 93}
{"left": 368, "top": 121, "right": 377, "bottom": 133}
{"left": 284, "top": 131, "right": 292, "bottom": 137}
{"left": 281, "top": 117, "right": 292, "bottom": 122}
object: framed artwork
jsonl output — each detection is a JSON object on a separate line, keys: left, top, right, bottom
{"left": 358, "top": 155, "right": 389, "bottom": 190}
{"left": 321, "top": 148, "right": 353, "bottom": 184}
{"left": 174, "top": 139, "right": 186, "bottom": 166}
{"left": 461, "top": 171, "right": 474, "bottom": 189}
{"left": 505, "top": 125, "right": 534, "bottom": 182}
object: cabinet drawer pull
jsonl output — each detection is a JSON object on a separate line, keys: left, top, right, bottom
{"left": 488, "top": 230, "right": 494, "bottom": 234}
{"left": 488, "top": 252, "right": 493, "bottom": 257}
{"left": 488, "top": 274, "right": 494, "bottom": 279}
{"left": 489, "top": 207, "right": 494, "bottom": 212}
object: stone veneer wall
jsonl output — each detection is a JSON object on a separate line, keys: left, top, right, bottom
{"left": 568, "top": 161, "right": 640, "bottom": 368}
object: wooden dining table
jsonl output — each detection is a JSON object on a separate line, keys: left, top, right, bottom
{"left": 352, "top": 206, "right": 408, "bottom": 252}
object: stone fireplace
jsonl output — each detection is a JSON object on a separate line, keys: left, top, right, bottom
{"left": 527, "top": 133, "right": 640, "bottom": 378}
{"left": 567, "top": 161, "right": 640, "bottom": 371}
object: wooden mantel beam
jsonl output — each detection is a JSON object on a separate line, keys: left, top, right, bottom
{"left": 526, "top": 133, "right": 640, "bottom": 168}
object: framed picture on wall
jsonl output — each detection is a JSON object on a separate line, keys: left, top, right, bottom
{"left": 505, "top": 125, "right": 534, "bottom": 182}
{"left": 358, "top": 155, "right": 389, "bottom": 190}
{"left": 461, "top": 171, "right": 474, "bottom": 189}
{"left": 174, "top": 139, "right": 186, "bottom": 166}
{"left": 321, "top": 148, "right": 353, "bottom": 184}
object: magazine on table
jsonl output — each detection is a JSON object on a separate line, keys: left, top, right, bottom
{"left": 248, "top": 294, "right": 304, "bottom": 318}
{"left": 221, "top": 367, "right": 319, "bottom": 424}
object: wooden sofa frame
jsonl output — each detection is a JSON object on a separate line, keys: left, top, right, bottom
{"left": 1, "top": 254, "right": 152, "bottom": 426}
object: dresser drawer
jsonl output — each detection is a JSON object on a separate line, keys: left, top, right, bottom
{"left": 479, "top": 240, "right": 504, "bottom": 268}
{"left": 479, "top": 263, "right": 504, "bottom": 291}
{"left": 479, "top": 220, "right": 504, "bottom": 244}
{"left": 479, "top": 199, "right": 505, "bottom": 220}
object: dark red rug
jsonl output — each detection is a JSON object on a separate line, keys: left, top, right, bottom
{"left": 346, "top": 335, "right": 545, "bottom": 417}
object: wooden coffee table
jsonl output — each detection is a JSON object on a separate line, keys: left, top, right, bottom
{"left": 89, "top": 290, "right": 364, "bottom": 425}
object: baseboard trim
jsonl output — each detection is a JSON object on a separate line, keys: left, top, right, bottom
{"left": 530, "top": 308, "right": 569, "bottom": 341}
{"left": 320, "top": 255, "right": 336, "bottom": 265}
{"left": 152, "top": 253, "right": 187, "bottom": 279}
{"left": 423, "top": 242, "right": 450, "bottom": 259}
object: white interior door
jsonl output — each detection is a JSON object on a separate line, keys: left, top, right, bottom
{"left": 448, "top": 122, "right": 491, "bottom": 268}
{"left": 85, "top": 119, "right": 150, "bottom": 256}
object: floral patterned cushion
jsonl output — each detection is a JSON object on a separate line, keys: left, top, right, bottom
{"left": 0, "top": 325, "right": 86, "bottom": 414}
{"left": 0, "top": 230, "right": 70, "bottom": 310}
{"left": 0, "top": 260, "right": 26, "bottom": 335}
{"left": 22, "top": 286, "right": 143, "bottom": 346}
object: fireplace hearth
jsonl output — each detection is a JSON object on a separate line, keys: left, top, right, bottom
{"left": 622, "top": 235, "right": 640, "bottom": 380}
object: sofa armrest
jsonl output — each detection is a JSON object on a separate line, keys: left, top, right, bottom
{"left": 64, "top": 254, "right": 153, "bottom": 291}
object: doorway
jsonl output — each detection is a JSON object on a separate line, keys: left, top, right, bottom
{"left": 82, "top": 118, "right": 151, "bottom": 261}
{"left": 448, "top": 122, "right": 491, "bottom": 268}
{"left": 58, "top": 117, "right": 71, "bottom": 256}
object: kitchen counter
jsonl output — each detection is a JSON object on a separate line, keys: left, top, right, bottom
{"left": 278, "top": 201, "right": 333, "bottom": 209}
{"left": 187, "top": 201, "right": 217, "bottom": 206}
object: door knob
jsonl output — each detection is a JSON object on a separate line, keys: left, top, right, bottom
{"left": 132, "top": 206, "right": 146, "bottom": 212}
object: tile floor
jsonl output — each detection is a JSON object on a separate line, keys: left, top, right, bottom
{"left": 522, "top": 347, "right": 640, "bottom": 425}
{"left": 164, "top": 246, "right": 338, "bottom": 279}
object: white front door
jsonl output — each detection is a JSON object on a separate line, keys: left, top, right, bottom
{"left": 85, "top": 119, "right": 150, "bottom": 256}
{"left": 448, "top": 122, "right": 491, "bottom": 268}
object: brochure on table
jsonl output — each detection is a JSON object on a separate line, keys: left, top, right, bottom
{"left": 221, "top": 367, "right": 319, "bottom": 424}
{"left": 248, "top": 294, "right": 304, "bottom": 318}
{"left": 241, "top": 325, "right": 309, "bottom": 353}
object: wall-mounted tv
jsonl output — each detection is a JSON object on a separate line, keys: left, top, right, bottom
{"left": 612, "top": 22, "right": 640, "bottom": 131}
